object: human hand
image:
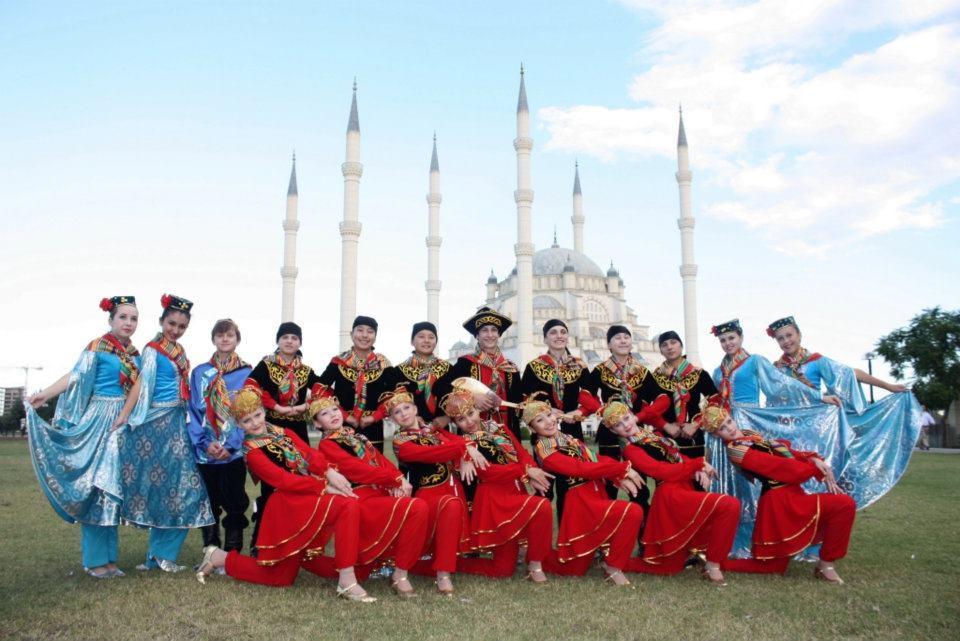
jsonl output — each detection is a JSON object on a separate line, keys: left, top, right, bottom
{"left": 465, "top": 444, "right": 490, "bottom": 470}
{"left": 694, "top": 471, "right": 711, "bottom": 490}
{"left": 432, "top": 415, "right": 451, "bottom": 430}
{"left": 111, "top": 416, "right": 127, "bottom": 432}
{"left": 399, "top": 478, "right": 413, "bottom": 497}
{"left": 459, "top": 460, "right": 477, "bottom": 484}
{"left": 886, "top": 383, "right": 908, "bottom": 393}
{"left": 624, "top": 468, "right": 644, "bottom": 488}
{"left": 662, "top": 422, "right": 681, "bottom": 438}
{"left": 325, "top": 468, "right": 358, "bottom": 498}
{"left": 28, "top": 392, "right": 48, "bottom": 409}
{"left": 344, "top": 414, "right": 359, "bottom": 427}
{"left": 821, "top": 394, "right": 841, "bottom": 407}
{"left": 681, "top": 422, "right": 699, "bottom": 438}
{"left": 620, "top": 478, "right": 640, "bottom": 498}
{"left": 701, "top": 461, "right": 716, "bottom": 477}
{"left": 359, "top": 415, "right": 375, "bottom": 428}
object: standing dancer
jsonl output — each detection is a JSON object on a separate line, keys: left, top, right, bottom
{"left": 187, "top": 319, "right": 252, "bottom": 553}
{"left": 527, "top": 398, "right": 644, "bottom": 586}
{"left": 245, "top": 321, "right": 320, "bottom": 550}
{"left": 25, "top": 296, "right": 141, "bottom": 578}
{"left": 195, "top": 389, "right": 374, "bottom": 601}
{"left": 601, "top": 399, "right": 738, "bottom": 585}
{"left": 115, "top": 294, "right": 213, "bottom": 571}
{"left": 701, "top": 401, "right": 856, "bottom": 583}
{"left": 387, "top": 321, "right": 452, "bottom": 427}
{"left": 318, "top": 315, "right": 392, "bottom": 452}
{"left": 441, "top": 389, "right": 554, "bottom": 581}
{"left": 437, "top": 307, "right": 522, "bottom": 438}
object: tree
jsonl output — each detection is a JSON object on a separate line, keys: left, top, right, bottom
{"left": 876, "top": 307, "right": 960, "bottom": 413}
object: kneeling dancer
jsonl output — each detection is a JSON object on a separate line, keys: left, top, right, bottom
{"left": 701, "top": 401, "right": 855, "bottom": 584}
{"left": 196, "top": 389, "right": 375, "bottom": 601}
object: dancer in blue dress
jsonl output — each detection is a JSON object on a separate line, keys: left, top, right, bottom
{"left": 767, "top": 316, "right": 921, "bottom": 508}
{"left": 25, "top": 295, "right": 141, "bottom": 578}
{"left": 114, "top": 294, "right": 213, "bottom": 571}
{"left": 707, "top": 318, "right": 841, "bottom": 558}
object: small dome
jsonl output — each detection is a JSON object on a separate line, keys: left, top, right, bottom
{"left": 533, "top": 295, "right": 563, "bottom": 310}
{"left": 607, "top": 261, "right": 619, "bottom": 277}
{"left": 487, "top": 269, "right": 498, "bottom": 284}
{"left": 451, "top": 340, "right": 470, "bottom": 349}
{"left": 562, "top": 256, "right": 575, "bottom": 273}
{"left": 533, "top": 246, "right": 604, "bottom": 277}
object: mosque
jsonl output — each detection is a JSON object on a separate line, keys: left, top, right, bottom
{"left": 277, "top": 69, "right": 702, "bottom": 368}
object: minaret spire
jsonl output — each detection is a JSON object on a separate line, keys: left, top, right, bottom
{"left": 339, "top": 80, "right": 364, "bottom": 350}
{"left": 280, "top": 151, "right": 299, "bottom": 321}
{"left": 425, "top": 133, "right": 442, "bottom": 340}
{"left": 571, "top": 160, "right": 585, "bottom": 254}
{"left": 675, "top": 104, "right": 701, "bottom": 365}
{"left": 513, "top": 63, "right": 535, "bottom": 363}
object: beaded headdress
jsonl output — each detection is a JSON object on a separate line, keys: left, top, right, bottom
{"left": 231, "top": 387, "right": 263, "bottom": 419}
{"left": 99, "top": 295, "right": 136, "bottom": 312}
{"left": 160, "top": 293, "right": 193, "bottom": 313}
{"left": 439, "top": 389, "right": 476, "bottom": 419}
{"left": 601, "top": 397, "right": 632, "bottom": 428}
{"left": 308, "top": 384, "right": 340, "bottom": 419}
{"left": 379, "top": 384, "right": 415, "bottom": 414}
{"left": 699, "top": 396, "right": 730, "bottom": 434}
{"left": 521, "top": 392, "right": 553, "bottom": 425}
{"left": 710, "top": 319, "right": 742, "bottom": 337}
{"left": 766, "top": 316, "right": 798, "bottom": 338}
{"left": 462, "top": 306, "right": 513, "bottom": 337}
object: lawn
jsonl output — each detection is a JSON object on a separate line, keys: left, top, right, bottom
{"left": 0, "top": 439, "right": 957, "bottom": 641}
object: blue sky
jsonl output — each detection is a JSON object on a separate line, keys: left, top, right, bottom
{"left": 1, "top": 1, "right": 957, "bottom": 389}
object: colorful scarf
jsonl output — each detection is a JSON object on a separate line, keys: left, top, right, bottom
{"left": 535, "top": 431, "right": 596, "bottom": 463}
{"left": 243, "top": 425, "right": 309, "bottom": 476}
{"left": 655, "top": 357, "right": 697, "bottom": 422}
{"left": 326, "top": 427, "right": 373, "bottom": 462}
{"left": 400, "top": 352, "right": 441, "bottom": 414}
{"left": 204, "top": 352, "right": 250, "bottom": 438}
{"left": 601, "top": 355, "right": 644, "bottom": 405}
{"left": 263, "top": 352, "right": 304, "bottom": 406}
{"left": 393, "top": 418, "right": 441, "bottom": 446}
{"left": 536, "top": 352, "right": 584, "bottom": 406}
{"left": 466, "top": 346, "right": 518, "bottom": 399}
{"left": 717, "top": 349, "right": 751, "bottom": 410}
{"left": 87, "top": 333, "right": 140, "bottom": 393}
{"left": 774, "top": 348, "right": 823, "bottom": 389}
{"left": 625, "top": 429, "right": 682, "bottom": 463}
{"left": 727, "top": 429, "right": 795, "bottom": 476}
{"left": 147, "top": 333, "right": 190, "bottom": 401}
{"left": 465, "top": 420, "right": 518, "bottom": 463}
{"left": 332, "top": 349, "right": 386, "bottom": 418}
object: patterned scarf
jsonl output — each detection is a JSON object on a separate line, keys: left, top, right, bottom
{"left": 400, "top": 352, "right": 441, "bottom": 414}
{"left": 325, "top": 427, "right": 373, "bottom": 462}
{"left": 204, "top": 352, "right": 250, "bottom": 438}
{"left": 717, "top": 348, "right": 751, "bottom": 410}
{"left": 332, "top": 349, "right": 386, "bottom": 417}
{"left": 536, "top": 352, "right": 584, "bottom": 406}
{"left": 467, "top": 346, "right": 518, "bottom": 398}
{"left": 242, "top": 425, "right": 309, "bottom": 476}
{"left": 656, "top": 357, "right": 697, "bottom": 422}
{"left": 147, "top": 333, "right": 190, "bottom": 401}
{"left": 465, "top": 420, "right": 518, "bottom": 463}
{"left": 774, "top": 348, "right": 822, "bottom": 389}
{"left": 727, "top": 429, "right": 795, "bottom": 474}
{"left": 87, "top": 333, "right": 140, "bottom": 393}
{"left": 264, "top": 352, "right": 303, "bottom": 406}
{"left": 601, "top": 355, "right": 644, "bottom": 405}
{"left": 393, "top": 418, "right": 442, "bottom": 446}
{"left": 624, "top": 429, "right": 682, "bottom": 463}
{"left": 535, "top": 431, "right": 596, "bottom": 463}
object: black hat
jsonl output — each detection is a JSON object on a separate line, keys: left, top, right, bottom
{"left": 542, "top": 319, "right": 567, "bottom": 337}
{"left": 99, "top": 295, "right": 136, "bottom": 312}
{"left": 710, "top": 319, "right": 742, "bottom": 337}
{"left": 462, "top": 307, "right": 512, "bottom": 337}
{"left": 606, "top": 325, "right": 631, "bottom": 343}
{"left": 766, "top": 316, "right": 797, "bottom": 338}
{"left": 658, "top": 330, "right": 683, "bottom": 346}
{"left": 352, "top": 315, "right": 378, "bottom": 332}
{"left": 160, "top": 294, "right": 193, "bottom": 313}
{"left": 276, "top": 321, "right": 303, "bottom": 343}
{"left": 411, "top": 321, "right": 438, "bottom": 340}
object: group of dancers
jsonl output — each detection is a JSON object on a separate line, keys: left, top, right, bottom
{"left": 26, "top": 294, "right": 922, "bottom": 602}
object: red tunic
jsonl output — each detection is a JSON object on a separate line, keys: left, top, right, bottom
{"left": 244, "top": 429, "right": 352, "bottom": 566}
{"left": 535, "top": 436, "right": 634, "bottom": 563}
{"left": 317, "top": 431, "right": 424, "bottom": 566}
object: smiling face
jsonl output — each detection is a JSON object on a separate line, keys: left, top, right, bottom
{"left": 214, "top": 328, "right": 239, "bottom": 356}
{"left": 714, "top": 415, "right": 742, "bottom": 442}
{"left": 237, "top": 407, "right": 267, "bottom": 435}
{"left": 774, "top": 325, "right": 802, "bottom": 356}
{"left": 109, "top": 304, "right": 139, "bottom": 341}
{"left": 390, "top": 401, "right": 419, "bottom": 429}
{"left": 718, "top": 331, "right": 743, "bottom": 355}
{"left": 161, "top": 310, "right": 190, "bottom": 342}
{"left": 544, "top": 325, "right": 568, "bottom": 352}
{"left": 452, "top": 408, "right": 482, "bottom": 434}
{"left": 277, "top": 333, "right": 301, "bottom": 359}
{"left": 528, "top": 411, "right": 559, "bottom": 438}
{"left": 608, "top": 412, "right": 640, "bottom": 439}
{"left": 313, "top": 406, "right": 344, "bottom": 433}
{"left": 659, "top": 338, "right": 683, "bottom": 362}
{"left": 411, "top": 329, "right": 437, "bottom": 356}
{"left": 477, "top": 325, "right": 501, "bottom": 352}
{"left": 352, "top": 324, "right": 376, "bottom": 351}
{"left": 609, "top": 332, "right": 632, "bottom": 358}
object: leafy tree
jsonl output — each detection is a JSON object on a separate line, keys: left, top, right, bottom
{"left": 876, "top": 307, "right": 960, "bottom": 413}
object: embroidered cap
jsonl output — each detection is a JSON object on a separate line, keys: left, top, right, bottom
{"left": 379, "top": 384, "right": 415, "bottom": 414}
{"left": 657, "top": 330, "right": 682, "bottom": 346}
{"left": 521, "top": 392, "right": 553, "bottom": 425}
{"left": 99, "top": 295, "right": 136, "bottom": 312}
{"left": 766, "top": 316, "right": 798, "bottom": 338}
{"left": 440, "top": 389, "right": 476, "bottom": 419}
{"left": 160, "top": 293, "right": 193, "bottom": 313}
{"left": 462, "top": 306, "right": 513, "bottom": 337}
{"left": 231, "top": 387, "right": 264, "bottom": 419}
{"left": 308, "top": 384, "right": 340, "bottom": 418}
{"left": 699, "top": 396, "right": 729, "bottom": 434}
{"left": 710, "top": 319, "right": 742, "bottom": 337}
{"left": 601, "top": 398, "right": 632, "bottom": 428}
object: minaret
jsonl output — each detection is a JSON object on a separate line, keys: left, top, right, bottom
{"left": 425, "top": 133, "right": 442, "bottom": 337}
{"left": 571, "top": 160, "right": 584, "bottom": 254}
{"left": 676, "top": 105, "right": 701, "bottom": 365}
{"left": 339, "top": 80, "right": 363, "bottom": 351}
{"left": 280, "top": 152, "right": 299, "bottom": 321}
{"left": 514, "top": 64, "right": 535, "bottom": 363}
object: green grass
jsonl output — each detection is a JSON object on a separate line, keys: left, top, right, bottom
{"left": 0, "top": 439, "right": 957, "bottom": 641}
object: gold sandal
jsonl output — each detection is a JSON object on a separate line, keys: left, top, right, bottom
{"left": 814, "top": 565, "right": 845, "bottom": 585}
{"left": 195, "top": 545, "right": 218, "bottom": 585}
{"left": 336, "top": 582, "right": 377, "bottom": 603}
{"left": 390, "top": 577, "right": 418, "bottom": 598}
{"left": 603, "top": 569, "right": 633, "bottom": 588}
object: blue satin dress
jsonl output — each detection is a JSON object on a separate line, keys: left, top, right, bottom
{"left": 26, "top": 347, "right": 139, "bottom": 568}
{"left": 119, "top": 347, "right": 213, "bottom": 566}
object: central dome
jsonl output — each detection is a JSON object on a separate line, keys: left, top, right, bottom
{"left": 532, "top": 246, "right": 604, "bottom": 277}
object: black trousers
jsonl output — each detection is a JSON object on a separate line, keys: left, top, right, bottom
{"left": 199, "top": 458, "right": 250, "bottom": 533}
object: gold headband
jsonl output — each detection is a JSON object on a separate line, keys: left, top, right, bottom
{"left": 521, "top": 392, "right": 553, "bottom": 425}
{"left": 379, "top": 385, "right": 415, "bottom": 414}
{"left": 699, "top": 397, "right": 730, "bottom": 434}
{"left": 439, "top": 389, "right": 475, "bottom": 419}
{"left": 308, "top": 396, "right": 340, "bottom": 419}
{"left": 231, "top": 388, "right": 263, "bottom": 419}
{"left": 601, "top": 400, "right": 631, "bottom": 428}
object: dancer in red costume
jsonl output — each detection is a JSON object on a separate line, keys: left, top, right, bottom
{"left": 700, "top": 401, "right": 855, "bottom": 584}
{"left": 195, "top": 389, "right": 375, "bottom": 602}
{"left": 600, "top": 399, "right": 739, "bottom": 585}
{"left": 441, "top": 389, "right": 554, "bottom": 582}
{"left": 310, "top": 387, "right": 428, "bottom": 598}
{"left": 388, "top": 385, "right": 490, "bottom": 595}
{"left": 527, "top": 398, "right": 644, "bottom": 586}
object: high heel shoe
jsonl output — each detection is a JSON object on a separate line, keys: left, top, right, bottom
{"left": 84, "top": 566, "right": 115, "bottom": 579}
{"left": 390, "top": 577, "right": 418, "bottom": 598}
{"left": 435, "top": 578, "right": 455, "bottom": 597}
{"left": 603, "top": 569, "right": 633, "bottom": 588}
{"left": 526, "top": 568, "right": 548, "bottom": 584}
{"left": 196, "top": 545, "right": 219, "bottom": 585}
{"left": 336, "top": 582, "right": 377, "bottom": 603}
{"left": 814, "top": 565, "right": 845, "bottom": 585}
{"left": 701, "top": 567, "right": 727, "bottom": 587}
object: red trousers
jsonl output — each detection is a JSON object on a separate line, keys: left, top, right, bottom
{"left": 409, "top": 494, "right": 469, "bottom": 575}
{"left": 459, "top": 500, "right": 554, "bottom": 578}
{"left": 723, "top": 493, "right": 855, "bottom": 574}
{"left": 543, "top": 502, "right": 643, "bottom": 576}
{"left": 225, "top": 495, "right": 359, "bottom": 587}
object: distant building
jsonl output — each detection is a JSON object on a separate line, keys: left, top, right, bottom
{"left": 1, "top": 387, "right": 24, "bottom": 416}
